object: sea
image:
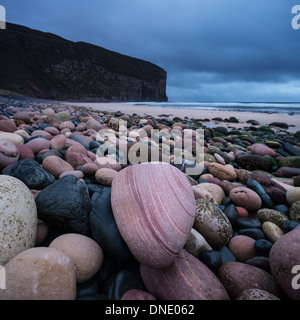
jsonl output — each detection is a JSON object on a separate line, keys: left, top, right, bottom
{"left": 127, "top": 101, "right": 300, "bottom": 115}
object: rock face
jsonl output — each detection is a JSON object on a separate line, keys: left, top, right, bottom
{"left": 0, "top": 23, "right": 168, "bottom": 102}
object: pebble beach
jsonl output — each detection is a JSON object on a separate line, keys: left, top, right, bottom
{"left": 0, "top": 94, "right": 300, "bottom": 301}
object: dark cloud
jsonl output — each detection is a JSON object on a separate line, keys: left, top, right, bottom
{"left": 2, "top": 0, "right": 300, "bottom": 101}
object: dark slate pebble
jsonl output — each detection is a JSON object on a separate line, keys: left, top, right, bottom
{"left": 224, "top": 204, "right": 238, "bottom": 226}
{"left": 246, "top": 179, "right": 274, "bottom": 208}
{"left": 3, "top": 158, "right": 55, "bottom": 190}
{"left": 35, "top": 175, "right": 91, "bottom": 235}
{"left": 89, "top": 140, "right": 102, "bottom": 149}
{"left": 273, "top": 204, "right": 290, "bottom": 217}
{"left": 89, "top": 187, "right": 134, "bottom": 263}
{"left": 221, "top": 196, "right": 232, "bottom": 207}
{"left": 70, "top": 135, "right": 90, "bottom": 149}
{"left": 218, "top": 245, "right": 237, "bottom": 264}
{"left": 283, "top": 142, "right": 300, "bottom": 156}
{"left": 254, "top": 239, "right": 273, "bottom": 257}
{"left": 281, "top": 220, "right": 300, "bottom": 233}
{"left": 103, "top": 269, "right": 144, "bottom": 300}
{"left": 96, "top": 254, "right": 120, "bottom": 289}
{"left": 235, "top": 217, "right": 262, "bottom": 230}
{"left": 245, "top": 256, "right": 270, "bottom": 273}
{"left": 76, "top": 276, "right": 100, "bottom": 299}
{"left": 238, "top": 228, "right": 265, "bottom": 240}
{"left": 199, "top": 250, "right": 222, "bottom": 274}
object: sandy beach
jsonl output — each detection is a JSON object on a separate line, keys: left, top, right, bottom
{"left": 60, "top": 101, "right": 300, "bottom": 131}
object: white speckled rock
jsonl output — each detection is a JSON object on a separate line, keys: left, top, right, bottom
{"left": 0, "top": 175, "right": 37, "bottom": 265}
{"left": 0, "top": 247, "right": 76, "bottom": 300}
{"left": 184, "top": 228, "right": 212, "bottom": 258}
{"left": 49, "top": 233, "right": 103, "bottom": 283}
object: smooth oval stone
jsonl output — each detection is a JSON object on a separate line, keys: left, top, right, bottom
{"left": 121, "top": 289, "right": 156, "bottom": 300}
{"left": 0, "top": 140, "right": 19, "bottom": 168}
{"left": 199, "top": 250, "right": 222, "bottom": 274}
{"left": 0, "top": 119, "right": 18, "bottom": 132}
{"left": 238, "top": 228, "right": 265, "bottom": 240}
{"left": 35, "top": 175, "right": 91, "bottom": 235}
{"left": 50, "top": 134, "right": 66, "bottom": 150}
{"left": 193, "top": 182, "right": 225, "bottom": 205}
{"left": 270, "top": 225, "right": 300, "bottom": 300}
{"left": 3, "top": 159, "right": 55, "bottom": 190}
{"left": 42, "top": 155, "right": 74, "bottom": 178}
{"left": 235, "top": 217, "right": 262, "bottom": 230}
{"left": 290, "top": 201, "right": 300, "bottom": 222}
{"left": 184, "top": 228, "right": 212, "bottom": 258}
{"left": 245, "top": 256, "right": 270, "bottom": 273}
{"left": 262, "top": 222, "right": 284, "bottom": 243}
{"left": 257, "top": 208, "right": 288, "bottom": 228}
{"left": 140, "top": 250, "right": 230, "bottom": 300}
{"left": 250, "top": 143, "right": 276, "bottom": 157}
{"left": 59, "top": 121, "right": 75, "bottom": 131}
{"left": 281, "top": 220, "right": 300, "bottom": 233}
{"left": 254, "top": 239, "right": 273, "bottom": 257}
{"left": 0, "top": 132, "right": 24, "bottom": 145}
{"left": 89, "top": 187, "right": 133, "bottom": 263}
{"left": 217, "top": 261, "right": 282, "bottom": 299}
{"left": 95, "top": 168, "right": 118, "bottom": 186}
{"left": 208, "top": 162, "right": 237, "bottom": 181}
{"left": 49, "top": 233, "right": 103, "bottom": 283}
{"left": 0, "top": 247, "right": 76, "bottom": 300}
{"left": 0, "top": 175, "right": 38, "bottom": 265}
{"left": 286, "top": 187, "right": 300, "bottom": 206}
{"left": 228, "top": 235, "right": 256, "bottom": 262}
{"left": 103, "top": 269, "right": 144, "bottom": 300}
{"left": 224, "top": 204, "right": 238, "bottom": 226}
{"left": 236, "top": 289, "right": 280, "bottom": 300}
{"left": 194, "top": 199, "right": 233, "bottom": 249}
{"left": 230, "top": 187, "right": 262, "bottom": 212}
{"left": 25, "top": 137, "right": 51, "bottom": 154}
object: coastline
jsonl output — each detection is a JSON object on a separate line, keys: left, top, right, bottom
{"left": 59, "top": 101, "right": 300, "bottom": 131}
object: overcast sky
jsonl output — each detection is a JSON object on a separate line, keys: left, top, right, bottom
{"left": 2, "top": 0, "right": 300, "bottom": 102}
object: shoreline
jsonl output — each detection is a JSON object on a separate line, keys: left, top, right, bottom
{"left": 59, "top": 101, "right": 300, "bottom": 131}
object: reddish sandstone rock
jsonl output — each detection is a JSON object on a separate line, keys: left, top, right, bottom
{"left": 0, "top": 119, "right": 18, "bottom": 133}
{"left": 228, "top": 235, "right": 256, "bottom": 262}
{"left": 111, "top": 162, "right": 196, "bottom": 269}
{"left": 217, "top": 262, "right": 282, "bottom": 299}
{"left": 229, "top": 187, "right": 262, "bottom": 211}
{"left": 26, "top": 138, "right": 51, "bottom": 154}
{"left": 42, "top": 155, "right": 74, "bottom": 178}
{"left": 140, "top": 250, "right": 229, "bottom": 300}
{"left": 269, "top": 225, "right": 300, "bottom": 300}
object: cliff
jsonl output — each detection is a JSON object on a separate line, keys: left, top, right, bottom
{"left": 0, "top": 23, "right": 168, "bottom": 102}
